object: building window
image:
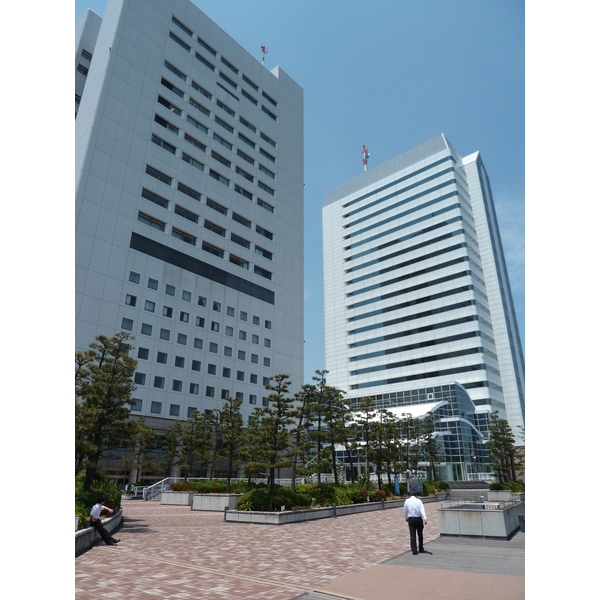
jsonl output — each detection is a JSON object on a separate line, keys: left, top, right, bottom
{"left": 241, "top": 89, "right": 258, "bottom": 105}
{"left": 182, "top": 153, "right": 204, "bottom": 172}
{"left": 262, "top": 397, "right": 269, "bottom": 407}
{"left": 218, "top": 71, "right": 237, "bottom": 90}
{"left": 151, "top": 134, "right": 177, "bottom": 155}
{"left": 185, "top": 133, "right": 206, "bottom": 152}
{"left": 154, "top": 113, "right": 180, "bottom": 135}
{"left": 131, "top": 399, "right": 142, "bottom": 412}
{"left": 175, "top": 356, "right": 185, "bottom": 368}
{"left": 148, "top": 278, "right": 159, "bottom": 290}
{"left": 212, "top": 133, "right": 233, "bottom": 151}
{"left": 187, "top": 115, "right": 208, "bottom": 134}
{"left": 77, "top": 63, "right": 89, "bottom": 75}
{"left": 160, "top": 77, "right": 184, "bottom": 98}
{"left": 254, "top": 265, "right": 272, "bottom": 280}
{"left": 177, "top": 333, "right": 187, "bottom": 345}
{"left": 236, "top": 392, "right": 244, "bottom": 402}
{"left": 215, "top": 115, "right": 234, "bottom": 134}
{"left": 206, "top": 386, "right": 215, "bottom": 398}
{"left": 257, "top": 199, "right": 274, "bottom": 213}
{"left": 223, "top": 367, "right": 231, "bottom": 378}
{"left": 121, "top": 318, "right": 133, "bottom": 331}
{"left": 81, "top": 48, "right": 93, "bottom": 60}
{"left": 125, "top": 294, "right": 137, "bottom": 307}
{"left": 157, "top": 95, "right": 182, "bottom": 116}
{"left": 221, "top": 389, "right": 230, "bottom": 400}
{"left": 172, "top": 227, "right": 196, "bottom": 245}
{"left": 252, "top": 316, "right": 260, "bottom": 326}
{"left": 170, "top": 404, "right": 180, "bottom": 417}
{"left": 255, "top": 246, "right": 273, "bottom": 260}
{"left": 242, "top": 74, "right": 258, "bottom": 90}
{"left": 153, "top": 377, "right": 165, "bottom": 389}
{"left": 252, "top": 334, "right": 259, "bottom": 345}
{"left": 141, "top": 323, "right": 152, "bottom": 336}
{"left": 204, "top": 220, "right": 226, "bottom": 237}
{"left": 231, "top": 233, "right": 251, "bottom": 249}
{"left": 220, "top": 56, "right": 238, "bottom": 75}
{"left": 164, "top": 60, "right": 187, "bottom": 81}
{"left": 180, "top": 311, "right": 189, "bottom": 323}
{"left": 134, "top": 372, "right": 146, "bottom": 385}
{"left": 209, "top": 169, "right": 230, "bottom": 187}
{"left": 197, "top": 37, "right": 217, "bottom": 56}
{"left": 234, "top": 184, "right": 253, "bottom": 201}
{"left": 196, "top": 316, "right": 205, "bottom": 328}
{"left": 207, "top": 364, "right": 217, "bottom": 375}
{"left": 239, "top": 330, "right": 247, "bottom": 341}
{"left": 151, "top": 401, "right": 162, "bottom": 414}
{"left": 172, "top": 380, "right": 183, "bottom": 392}
{"left": 232, "top": 213, "right": 252, "bottom": 228}
{"left": 198, "top": 296, "right": 207, "bottom": 307}
{"left": 238, "top": 132, "right": 255, "bottom": 148}
{"left": 209, "top": 342, "right": 218, "bottom": 353}
{"left": 224, "top": 346, "right": 233, "bottom": 357}
{"left": 250, "top": 374, "right": 258, "bottom": 384}
{"left": 166, "top": 285, "right": 176, "bottom": 296}
{"left": 258, "top": 181, "right": 275, "bottom": 196}
{"left": 182, "top": 290, "right": 191, "bottom": 302}
{"left": 189, "top": 96, "right": 210, "bottom": 116}
{"left": 187, "top": 406, "right": 197, "bottom": 418}
{"left": 144, "top": 300, "right": 155, "bottom": 313}
{"left": 202, "top": 242, "right": 224, "bottom": 258}
{"left": 196, "top": 51, "right": 215, "bottom": 71}
{"left": 193, "top": 338, "right": 203, "bottom": 349}
{"left": 226, "top": 306, "right": 235, "bottom": 317}
{"left": 192, "top": 360, "right": 201, "bottom": 371}
{"left": 146, "top": 164, "right": 172, "bottom": 185}
{"left": 225, "top": 326, "right": 234, "bottom": 337}
{"left": 169, "top": 31, "right": 191, "bottom": 51}
{"left": 160, "top": 329, "right": 170, "bottom": 341}
{"left": 207, "top": 198, "right": 227, "bottom": 215}
{"left": 238, "top": 350, "right": 246, "bottom": 360}
{"left": 142, "top": 188, "right": 169, "bottom": 209}
{"left": 251, "top": 354, "right": 258, "bottom": 364}
{"left": 264, "top": 338, "right": 271, "bottom": 348}
{"left": 249, "top": 395, "right": 257, "bottom": 405}
{"left": 190, "top": 383, "right": 199, "bottom": 395}
{"left": 192, "top": 79, "right": 212, "bottom": 99}
{"left": 240, "top": 311, "right": 248, "bottom": 321}
{"left": 263, "top": 357, "right": 271, "bottom": 367}
{"left": 265, "top": 320, "right": 272, "bottom": 329}
{"left": 237, "top": 371, "right": 245, "bottom": 381}
{"left": 211, "top": 322, "right": 219, "bottom": 332}
{"left": 261, "top": 106, "right": 277, "bottom": 121}
{"left": 138, "top": 212, "right": 165, "bottom": 231}
{"left": 129, "top": 271, "right": 140, "bottom": 284}
{"left": 138, "top": 347, "right": 149, "bottom": 360}
{"left": 163, "top": 306, "right": 173, "bottom": 318}
{"left": 157, "top": 352, "right": 168, "bottom": 364}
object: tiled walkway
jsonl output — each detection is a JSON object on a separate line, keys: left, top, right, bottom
{"left": 75, "top": 499, "right": 524, "bottom": 599}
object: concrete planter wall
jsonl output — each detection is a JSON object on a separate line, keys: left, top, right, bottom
{"left": 437, "top": 500, "right": 525, "bottom": 539}
{"left": 487, "top": 490, "right": 516, "bottom": 502}
{"left": 223, "top": 496, "right": 438, "bottom": 525}
{"left": 75, "top": 509, "right": 123, "bottom": 556}
{"left": 160, "top": 491, "right": 195, "bottom": 505}
{"left": 191, "top": 494, "right": 243, "bottom": 511}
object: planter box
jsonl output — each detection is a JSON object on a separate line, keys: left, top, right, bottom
{"left": 487, "top": 490, "right": 516, "bottom": 502}
{"left": 160, "top": 491, "right": 194, "bottom": 506}
{"left": 438, "top": 499, "right": 525, "bottom": 539}
{"left": 75, "top": 509, "right": 123, "bottom": 556}
{"left": 191, "top": 494, "right": 243, "bottom": 511}
{"left": 222, "top": 496, "right": 438, "bottom": 525}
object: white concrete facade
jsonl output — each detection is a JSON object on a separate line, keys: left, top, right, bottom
{"left": 323, "top": 134, "right": 524, "bottom": 434}
{"left": 75, "top": 0, "right": 304, "bottom": 424}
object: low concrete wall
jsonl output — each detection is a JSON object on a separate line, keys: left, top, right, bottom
{"left": 75, "top": 509, "right": 123, "bottom": 556}
{"left": 223, "top": 496, "right": 438, "bottom": 525}
{"left": 161, "top": 491, "right": 194, "bottom": 506}
{"left": 438, "top": 500, "right": 524, "bottom": 539}
{"left": 191, "top": 494, "right": 243, "bottom": 511}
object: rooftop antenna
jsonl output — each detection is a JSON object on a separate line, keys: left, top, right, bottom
{"left": 362, "top": 145, "right": 370, "bottom": 172}
{"left": 261, "top": 45, "right": 268, "bottom": 66}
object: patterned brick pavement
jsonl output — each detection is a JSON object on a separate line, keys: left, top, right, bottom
{"left": 75, "top": 499, "right": 441, "bottom": 599}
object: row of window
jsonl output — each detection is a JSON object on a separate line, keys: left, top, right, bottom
{"left": 135, "top": 365, "right": 269, "bottom": 388}
{"left": 131, "top": 392, "right": 269, "bottom": 416}
{"left": 141, "top": 187, "right": 274, "bottom": 260}
{"left": 169, "top": 15, "right": 278, "bottom": 116}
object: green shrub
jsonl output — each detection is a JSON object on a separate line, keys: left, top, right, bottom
{"left": 421, "top": 480, "right": 437, "bottom": 496}
{"left": 375, "top": 489, "right": 386, "bottom": 501}
{"left": 170, "top": 481, "right": 194, "bottom": 492}
{"left": 74, "top": 473, "right": 123, "bottom": 531}
{"left": 347, "top": 485, "right": 367, "bottom": 504}
{"left": 295, "top": 483, "right": 352, "bottom": 507}
{"left": 488, "top": 481, "right": 510, "bottom": 490}
{"left": 235, "top": 485, "right": 311, "bottom": 512}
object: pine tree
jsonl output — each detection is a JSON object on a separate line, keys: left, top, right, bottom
{"left": 160, "top": 421, "right": 183, "bottom": 478}
{"left": 355, "top": 396, "right": 378, "bottom": 481}
{"left": 218, "top": 396, "right": 244, "bottom": 492}
{"left": 75, "top": 332, "right": 137, "bottom": 491}
{"left": 123, "top": 416, "right": 155, "bottom": 483}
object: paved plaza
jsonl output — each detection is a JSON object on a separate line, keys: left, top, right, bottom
{"left": 75, "top": 498, "right": 524, "bottom": 599}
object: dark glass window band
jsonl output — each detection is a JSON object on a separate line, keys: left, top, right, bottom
{"left": 130, "top": 232, "right": 274, "bottom": 305}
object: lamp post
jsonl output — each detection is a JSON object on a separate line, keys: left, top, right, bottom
{"left": 402, "top": 412, "right": 412, "bottom": 476}
{"left": 473, "top": 456, "right": 478, "bottom": 481}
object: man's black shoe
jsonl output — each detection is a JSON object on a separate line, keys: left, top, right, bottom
{"left": 419, "top": 549, "right": 426, "bottom": 553}
{"left": 112, "top": 539, "right": 120, "bottom": 544}
{"left": 412, "top": 551, "right": 418, "bottom": 555}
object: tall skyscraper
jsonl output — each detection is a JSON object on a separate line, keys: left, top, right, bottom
{"left": 323, "top": 134, "right": 524, "bottom": 457}
{"left": 76, "top": 0, "right": 304, "bottom": 430}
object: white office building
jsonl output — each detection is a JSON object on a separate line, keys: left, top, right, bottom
{"left": 75, "top": 0, "right": 304, "bottom": 428}
{"left": 323, "top": 134, "right": 524, "bottom": 459}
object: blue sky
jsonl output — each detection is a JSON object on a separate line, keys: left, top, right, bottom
{"left": 75, "top": 0, "right": 525, "bottom": 382}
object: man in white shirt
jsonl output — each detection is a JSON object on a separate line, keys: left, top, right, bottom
{"left": 90, "top": 494, "right": 120, "bottom": 546}
{"left": 403, "top": 490, "right": 427, "bottom": 555}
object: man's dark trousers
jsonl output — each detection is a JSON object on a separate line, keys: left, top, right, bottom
{"left": 91, "top": 518, "right": 115, "bottom": 545}
{"left": 408, "top": 516, "right": 424, "bottom": 553}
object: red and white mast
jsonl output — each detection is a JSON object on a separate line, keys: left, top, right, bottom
{"left": 261, "top": 45, "right": 268, "bottom": 66}
{"left": 362, "top": 145, "right": 370, "bottom": 172}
